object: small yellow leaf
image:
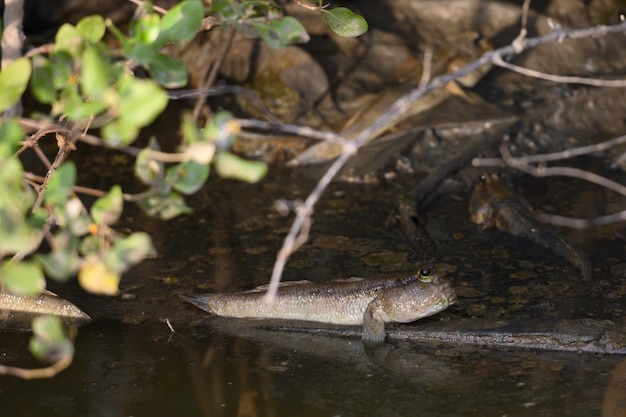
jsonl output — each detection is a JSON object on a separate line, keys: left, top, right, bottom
{"left": 78, "top": 258, "right": 120, "bottom": 295}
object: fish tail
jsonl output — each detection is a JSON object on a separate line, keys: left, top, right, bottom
{"left": 180, "top": 294, "right": 216, "bottom": 314}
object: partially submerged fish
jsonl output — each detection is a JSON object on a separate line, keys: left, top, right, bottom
{"left": 183, "top": 266, "right": 456, "bottom": 342}
{"left": 469, "top": 173, "right": 592, "bottom": 279}
{"left": 0, "top": 290, "right": 91, "bottom": 320}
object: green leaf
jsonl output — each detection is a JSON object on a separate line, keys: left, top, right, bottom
{"left": 0, "top": 261, "right": 46, "bottom": 296}
{"left": 80, "top": 46, "right": 109, "bottom": 96}
{"left": 148, "top": 53, "right": 188, "bottom": 88}
{"left": 0, "top": 119, "right": 25, "bottom": 158}
{"left": 30, "top": 316, "right": 74, "bottom": 364}
{"left": 214, "top": 152, "right": 267, "bottom": 183}
{"left": 322, "top": 7, "right": 368, "bottom": 37}
{"left": 0, "top": 58, "right": 32, "bottom": 113}
{"left": 134, "top": 13, "right": 161, "bottom": 44}
{"left": 252, "top": 16, "right": 309, "bottom": 49}
{"left": 101, "top": 119, "right": 140, "bottom": 146}
{"left": 91, "top": 185, "right": 123, "bottom": 225}
{"left": 0, "top": 203, "right": 44, "bottom": 255}
{"left": 138, "top": 192, "right": 192, "bottom": 220}
{"left": 37, "top": 249, "right": 81, "bottom": 281}
{"left": 117, "top": 77, "right": 168, "bottom": 127}
{"left": 159, "top": 0, "right": 204, "bottom": 44}
{"left": 54, "top": 23, "right": 84, "bottom": 56}
{"left": 50, "top": 51, "right": 75, "bottom": 90}
{"left": 76, "top": 15, "right": 106, "bottom": 43}
{"left": 105, "top": 232, "right": 154, "bottom": 274}
{"left": 166, "top": 160, "right": 210, "bottom": 194}
{"left": 31, "top": 56, "right": 56, "bottom": 104}
{"left": 45, "top": 162, "right": 77, "bottom": 207}
{"left": 135, "top": 137, "right": 164, "bottom": 184}
{"left": 124, "top": 42, "right": 156, "bottom": 67}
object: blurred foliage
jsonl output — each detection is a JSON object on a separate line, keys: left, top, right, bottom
{"left": 0, "top": 0, "right": 367, "bottom": 375}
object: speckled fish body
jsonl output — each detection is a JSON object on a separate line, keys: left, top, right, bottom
{"left": 183, "top": 267, "right": 456, "bottom": 342}
{"left": 0, "top": 290, "right": 91, "bottom": 320}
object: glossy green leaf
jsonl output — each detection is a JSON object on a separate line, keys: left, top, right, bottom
{"left": 37, "top": 249, "right": 81, "bottom": 281}
{"left": 0, "top": 58, "right": 32, "bottom": 113}
{"left": 91, "top": 185, "right": 123, "bottom": 225}
{"left": 323, "top": 7, "right": 368, "bottom": 37}
{"left": 105, "top": 232, "right": 154, "bottom": 274}
{"left": 253, "top": 16, "right": 309, "bottom": 49}
{"left": 0, "top": 119, "right": 25, "bottom": 158}
{"left": 148, "top": 53, "right": 188, "bottom": 88}
{"left": 80, "top": 46, "right": 109, "bottom": 96}
{"left": 117, "top": 78, "right": 168, "bottom": 127}
{"left": 76, "top": 15, "right": 106, "bottom": 43}
{"left": 30, "top": 315, "right": 74, "bottom": 364}
{"left": 138, "top": 192, "right": 192, "bottom": 220}
{"left": 124, "top": 42, "right": 156, "bottom": 67}
{"left": 166, "top": 160, "right": 210, "bottom": 194}
{"left": 0, "top": 260, "right": 46, "bottom": 296}
{"left": 45, "top": 162, "right": 77, "bottom": 207}
{"left": 54, "top": 23, "right": 84, "bottom": 56}
{"left": 214, "top": 152, "right": 267, "bottom": 183}
{"left": 160, "top": 0, "right": 204, "bottom": 44}
{"left": 135, "top": 138, "right": 164, "bottom": 184}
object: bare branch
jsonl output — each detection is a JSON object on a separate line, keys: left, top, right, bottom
{"left": 265, "top": 17, "right": 626, "bottom": 295}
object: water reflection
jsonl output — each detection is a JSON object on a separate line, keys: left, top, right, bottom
{"left": 1, "top": 321, "right": 624, "bottom": 417}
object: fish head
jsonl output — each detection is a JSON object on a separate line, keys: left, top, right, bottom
{"left": 379, "top": 266, "right": 456, "bottom": 323}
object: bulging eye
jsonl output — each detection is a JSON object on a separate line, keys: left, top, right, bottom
{"left": 418, "top": 267, "right": 434, "bottom": 282}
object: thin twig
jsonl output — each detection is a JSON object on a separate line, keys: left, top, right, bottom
{"left": 493, "top": 54, "right": 626, "bottom": 87}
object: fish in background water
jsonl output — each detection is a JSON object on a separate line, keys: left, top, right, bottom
{"left": 469, "top": 173, "right": 592, "bottom": 279}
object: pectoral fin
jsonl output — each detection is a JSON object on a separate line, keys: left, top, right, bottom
{"left": 363, "top": 299, "right": 387, "bottom": 343}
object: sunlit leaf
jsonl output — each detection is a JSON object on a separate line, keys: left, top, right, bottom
{"left": 323, "top": 7, "right": 368, "bottom": 37}
{"left": 76, "top": 15, "right": 106, "bottom": 43}
{"left": 29, "top": 316, "right": 74, "bottom": 364}
{"left": 45, "top": 162, "right": 77, "bottom": 207}
{"left": 0, "top": 58, "right": 32, "bottom": 113}
{"left": 80, "top": 46, "right": 109, "bottom": 96}
{"left": 0, "top": 260, "right": 46, "bottom": 296}
{"left": 166, "top": 160, "right": 210, "bottom": 194}
{"left": 214, "top": 152, "right": 267, "bottom": 183}
{"left": 159, "top": 0, "right": 204, "bottom": 44}
{"left": 134, "top": 13, "right": 161, "bottom": 44}
{"left": 117, "top": 77, "right": 168, "bottom": 127}
{"left": 78, "top": 257, "right": 120, "bottom": 295}
{"left": 148, "top": 53, "right": 188, "bottom": 88}
{"left": 252, "top": 16, "right": 310, "bottom": 49}
{"left": 105, "top": 232, "right": 154, "bottom": 273}
{"left": 91, "top": 185, "right": 123, "bottom": 225}
{"left": 54, "top": 23, "right": 84, "bottom": 56}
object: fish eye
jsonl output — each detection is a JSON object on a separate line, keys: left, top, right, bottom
{"left": 418, "top": 267, "right": 434, "bottom": 282}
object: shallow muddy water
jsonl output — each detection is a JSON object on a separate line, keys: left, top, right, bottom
{"left": 2, "top": 166, "right": 626, "bottom": 417}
